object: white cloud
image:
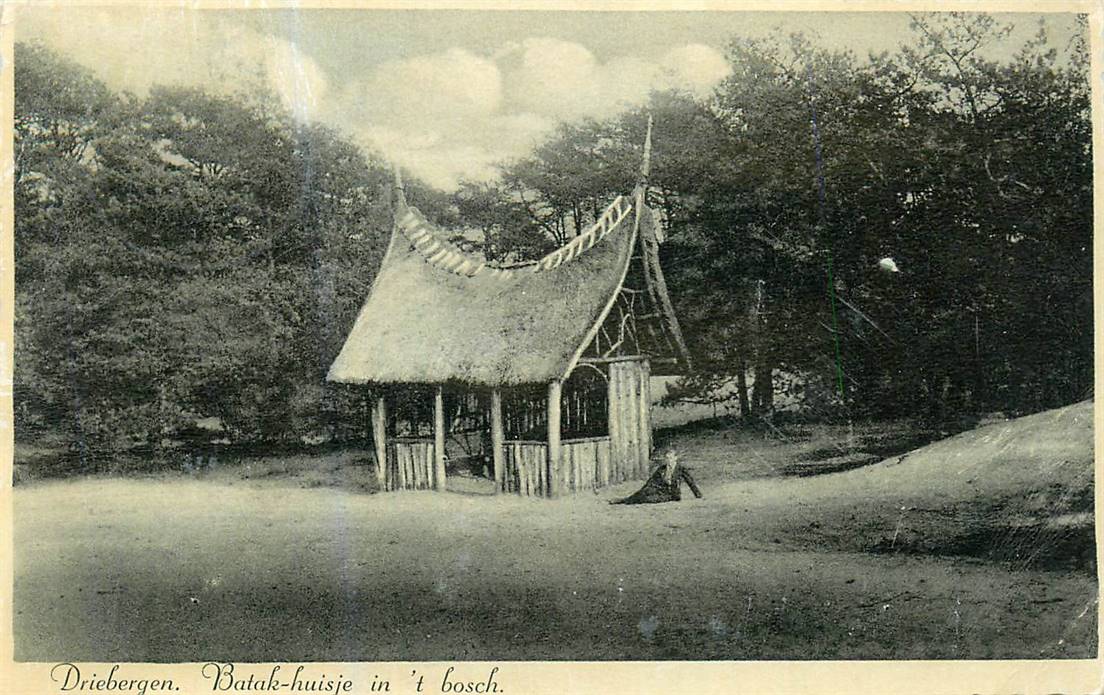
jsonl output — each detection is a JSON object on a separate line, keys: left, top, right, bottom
{"left": 481, "top": 112, "right": 558, "bottom": 153}
{"left": 601, "top": 55, "right": 662, "bottom": 109}
{"left": 506, "top": 38, "right": 599, "bottom": 118}
{"left": 365, "top": 48, "right": 502, "bottom": 122}
{"left": 20, "top": 9, "right": 329, "bottom": 121}
{"left": 21, "top": 9, "right": 732, "bottom": 190}
{"left": 500, "top": 37, "right": 729, "bottom": 124}
{"left": 331, "top": 38, "right": 730, "bottom": 189}
{"left": 356, "top": 112, "right": 556, "bottom": 190}
{"left": 341, "top": 47, "right": 511, "bottom": 188}
{"left": 357, "top": 39, "right": 733, "bottom": 187}
{"left": 659, "top": 44, "right": 732, "bottom": 96}
{"left": 361, "top": 124, "right": 501, "bottom": 190}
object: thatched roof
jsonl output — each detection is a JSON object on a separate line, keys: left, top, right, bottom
{"left": 327, "top": 195, "right": 638, "bottom": 387}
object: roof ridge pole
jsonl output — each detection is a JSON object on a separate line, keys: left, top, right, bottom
{"left": 634, "top": 114, "right": 695, "bottom": 374}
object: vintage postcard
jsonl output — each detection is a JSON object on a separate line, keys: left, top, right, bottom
{"left": 1, "top": 1, "right": 1101, "bottom": 693}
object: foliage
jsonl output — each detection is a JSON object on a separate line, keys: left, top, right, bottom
{"left": 14, "top": 42, "right": 417, "bottom": 456}
{"left": 14, "top": 14, "right": 1093, "bottom": 468}
{"left": 450, "top": 14, "right": 1092, "bottom": 422}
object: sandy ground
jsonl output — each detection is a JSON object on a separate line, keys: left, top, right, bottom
{"left": 13, "top": 402, "right": 1096, "bottom": 661}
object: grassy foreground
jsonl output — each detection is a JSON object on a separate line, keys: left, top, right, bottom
{"left": 13, "top": 402, "right": 1096, "bottom": 661}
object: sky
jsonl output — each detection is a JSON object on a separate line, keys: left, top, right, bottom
{"left": 18, "top": 7, "right": 1084, "bottom": 190}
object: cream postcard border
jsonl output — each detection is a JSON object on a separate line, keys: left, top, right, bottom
{"left": 0, "top": 1, "right": 1100, "bottom": 693}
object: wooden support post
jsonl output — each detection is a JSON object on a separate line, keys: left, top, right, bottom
{"left": 491, "top": 388, "right": 505, "bottom": 494}
{"left": 626, "top": 364, "right": 640, "bottom": 478}
{"left": 546, "top": 380, "right": 562, "bottom": 498}
{"left": 433, "top": 386, "right": 446, "bottom": 491}
{"left": 371, "top": 393, "right": 389, "bottom": 491}
{"left": 637, "top": 360, "right": 651, "bottom": 474}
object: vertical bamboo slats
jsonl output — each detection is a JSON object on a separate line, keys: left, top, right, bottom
{"left": 502, "top": 441, "right": 545, "bottom": 495}
{"left": 596, "top": 435, "right": 611, "bottom": 487}
{"left": 502, "top": 438, "right": 610, "bottom": 496}
{"left": 395, "top": 439, "right": 407, "bottom": 490}
{"left": 611, "top": 364, "right": 622, "bottom": 481}
{"left": 373, "top": 358, "right": 652, "bottom": 498}
{"left": 607, "top": 358, "right": 653, "bottom": 482}
{"left": 627, "top": 365, "right": 641, "bottom": 478}
{"left": 387, "top": 439, "right": 435, "bottom": 490}
{"left": 371, "top": 395, "right": 388, "bottom": 490}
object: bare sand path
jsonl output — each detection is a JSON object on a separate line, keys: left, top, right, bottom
{"left": 14, "top": 464, "right": 1095, "bottom": 661}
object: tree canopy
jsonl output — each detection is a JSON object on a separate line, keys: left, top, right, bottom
{"left": 15, "top": 42, "right": 451, "bottom": 459}
{"left": 14, "top": 13, "right": 1093, "bottom": 467}
{"left": 451, "top": 13, "right": 1092, "bottom": 422}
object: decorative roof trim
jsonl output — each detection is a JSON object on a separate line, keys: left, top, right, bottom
{"left": 531, "top": 196, "right": 633, "bottom": 272}
{"left": 395, "top": 195, "right": 634, "bottom": 280}
{"left": 397, "top": 208, "right": 516, "bottom": 280}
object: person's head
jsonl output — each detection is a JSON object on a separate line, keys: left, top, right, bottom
{"left": 664, "top": 449, "right": 679, "bottom": 465}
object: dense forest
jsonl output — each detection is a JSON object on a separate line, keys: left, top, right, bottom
{"left": 14, "top": 14, "right": 1093, "bottom": 466}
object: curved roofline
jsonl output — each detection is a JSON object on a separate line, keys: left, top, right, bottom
{"left": 328, "top": 193, "right": 636, "bottom": 386}
{"left": 393, "top": 195, "right": 634, "bottom": 281}
{"left": 558, "top": 186, "right": 643, "bottom": 383}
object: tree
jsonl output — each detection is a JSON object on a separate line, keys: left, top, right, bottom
{"left": 14, "top": 43, "right": 426, "bottom": 463}
{"left": 450, "top": 15, "right": 1092, "bottom": 423}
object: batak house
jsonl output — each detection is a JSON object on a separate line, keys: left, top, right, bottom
{"left": 328, "top": 122, "right": 692, "bottom": 497}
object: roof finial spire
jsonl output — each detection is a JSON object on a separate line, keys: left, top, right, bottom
{"left": 392, "top": 161, "right": 407, "bottom": 212}
{"left": 640, "top": 113, "right": 653, "bottom": 184}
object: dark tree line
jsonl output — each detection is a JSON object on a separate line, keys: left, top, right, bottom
{"left": 454, "top": 14, "right": 1092, "bottom": 423}
{"left": 14, "top": 42, "right": 453, "bottom": 461}
{"left": 14, "top": 13, "right": 1093, "bottom": 468}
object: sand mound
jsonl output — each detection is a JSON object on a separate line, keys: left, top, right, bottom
{"left": 790, "top": 400, "right": 1095, "bottom": 567}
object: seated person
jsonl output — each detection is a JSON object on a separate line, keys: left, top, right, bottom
{"left": 611, "top": 449, "right": 702, "bottom": 504}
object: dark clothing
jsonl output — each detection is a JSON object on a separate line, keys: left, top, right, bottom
{"left": 611, "top": 463, "right": 703, "bottom": 504}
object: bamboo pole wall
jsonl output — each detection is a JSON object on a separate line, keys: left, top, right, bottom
{"left": 367, "top": 358, "right": 653, "bottom": 498}
{"left": 608, "top": 358, "right": 653, "bottom": 482}
{"left": 387, "top": 438, "right": 435, "bottom": 490}
{"left": 371, "top": 395, "right": 388, "bottom": 490}
{"left": 503, "top": 438, "right": 610, "bottom": 496}
{"left": 559, "top": 438, "right": 605, "bottom": 493}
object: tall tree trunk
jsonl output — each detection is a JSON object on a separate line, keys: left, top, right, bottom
{"left": 753, "top": 363, "right": 774, "bottom": 412}
{"left": 736, "top": 360, "right": 750, "bottom": 417}
{"left": 748, "top": 279, "right": 771, "bottom": 414}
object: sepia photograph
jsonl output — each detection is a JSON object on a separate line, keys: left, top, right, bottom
{"left": 4, "top": 1, "right": 1099, "bottom": 683}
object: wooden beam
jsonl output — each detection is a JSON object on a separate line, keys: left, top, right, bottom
{"left": 578, "top": 355, "right": 679, "bottom": 366}
{"left": 371, "top": 393, "right": 389, "bottom": 491}
{"left": 639, "top": 206, "right": 694, "bottom": 373}
{"left": 546, "top": 380, "right": 562, "bottom": 498}
{"left": 433, "top": 386, "right": 446, "bottom": 491}
{"left": 490, "top": 389, "right": 505, "bottom": 494}
{"left": 579, "top": 354, "right": 644, "bottom": 365}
